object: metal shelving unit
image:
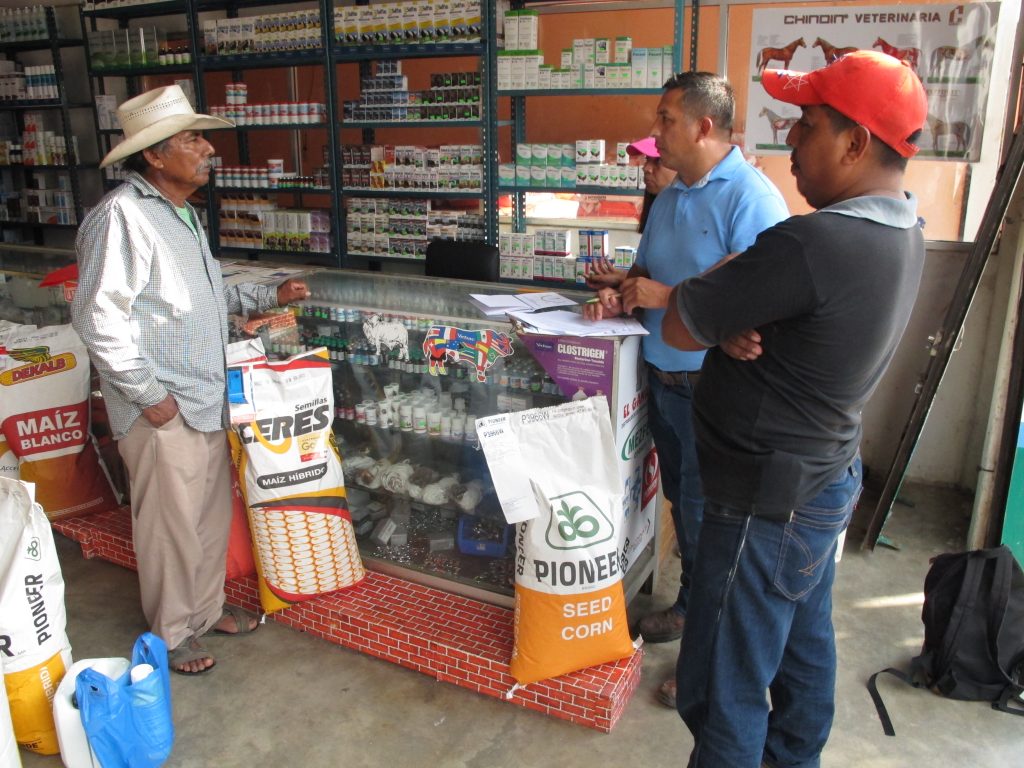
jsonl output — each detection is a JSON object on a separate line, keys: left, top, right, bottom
{"left": 79, "top": 0, "right": 503, "bottom": 269}
{"left": 196, "top": 49, "right": 325, "bottom": 70}
{"left": 0, "top": 6, "right": 98, "bottom": 243}
{"left": 81, "top": 0, "right": 203, "bottom": 196}
{"left": 500, "top": 183, "right": 644, "bottom": 197}
{"left": 331, "top": 0, "right": 500, "bottom": 268}
{"left": 340, "top": 188, "right": 485, "bottom": 199}
{"left": 502, "top": 0, "right": 688, "bottom": 253}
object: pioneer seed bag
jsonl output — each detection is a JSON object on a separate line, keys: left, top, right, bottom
{"left": 476, "top": 398, "right": 635, "bottom": 685}
{"left": 0, "top": 477, "right": 73, "bottom": 755}
{"left": 0, "top": 323, "right": 118, "bottom": 519}
{"left": 228, "top": 347, "right": 364, "bottom": 614}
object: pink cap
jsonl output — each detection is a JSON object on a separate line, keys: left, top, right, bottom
{"left": 626, "top": 136, "right": 659, "bottom": 158}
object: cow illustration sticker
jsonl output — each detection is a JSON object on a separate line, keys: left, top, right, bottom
{"left": 362, "top": 314, "right": 410, "bottom": 361}
{"left": 422, "top": 325, "right": 513, "bottom": 382}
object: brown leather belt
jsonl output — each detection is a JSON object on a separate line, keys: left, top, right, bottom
{"left": 649, "top": 366, "right": 700, "bottom": 387}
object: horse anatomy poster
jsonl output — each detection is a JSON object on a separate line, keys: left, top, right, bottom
{"left": 745, "top": 3, "right": 999, "bottom": 161}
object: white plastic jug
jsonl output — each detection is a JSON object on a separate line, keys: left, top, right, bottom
{"left": 0, "top": 653, "right": 22, "bottom": 768}
{"left": 53, "top": 658, "right": 130, "bottom": 768}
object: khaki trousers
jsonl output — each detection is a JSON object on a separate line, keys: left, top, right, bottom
{"left": 118, "top": 413, "right": 232, "bottom": 650}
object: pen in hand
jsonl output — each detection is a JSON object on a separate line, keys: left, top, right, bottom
{"left": 585, "top": 293, "right": 622, "bottom": 304}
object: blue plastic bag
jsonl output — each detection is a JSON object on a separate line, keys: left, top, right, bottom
{"left": 75, "top": 632, "right": 174, "bottom": 768}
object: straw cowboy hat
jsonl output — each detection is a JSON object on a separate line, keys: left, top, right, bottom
{"left": 99, "top": 84, "right": 233, "bottom": 169}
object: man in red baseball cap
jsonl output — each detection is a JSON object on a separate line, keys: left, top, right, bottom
{"left": 661, "top": 51, "right": 927, "bottom": 766}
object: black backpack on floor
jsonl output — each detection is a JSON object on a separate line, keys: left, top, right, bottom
{"left": 868, "top": 545, "right": 1024, "bottom": 735}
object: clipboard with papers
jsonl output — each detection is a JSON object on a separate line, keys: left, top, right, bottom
{"left": 506, "top": 309, "right": 649, "bottom": 337}
{"left": 467, "top": 291, "right": 579, "bottom": 317}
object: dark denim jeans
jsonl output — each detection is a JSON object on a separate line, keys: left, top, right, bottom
{"left": 676, "top": 457, "right": 862, "bottom": 768}
{"left": 647, "top": 370, "right": 704, "bottom": 616}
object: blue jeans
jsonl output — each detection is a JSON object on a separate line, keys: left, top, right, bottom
{"left": 647, "top": 370, "right": 704, "bottom": 616}
{"left": 676, "top": 457, "right": 862, "bottom": 768}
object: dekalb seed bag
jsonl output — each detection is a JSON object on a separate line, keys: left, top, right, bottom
{"left": 0, "top": 438, "right": 16, "bottom": 480}
{"left": 0, "top": 477, "right": 73, "bottom": 755}
{"left": 476, "top": 397, "right": 635, "bottom": 685}
{"left": 227, "top": 346, "right": 364, "bottom": 614}
{"left": 0, "top": 323, "right": 119, "bottom": 519}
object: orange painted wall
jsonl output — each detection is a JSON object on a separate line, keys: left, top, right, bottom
{"left": 725, "top": 1, "right": 967, "bottom": 240}
{"left": 499, "top": 6, "right": 721, "bottom": 160}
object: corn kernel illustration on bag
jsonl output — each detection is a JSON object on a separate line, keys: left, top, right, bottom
{"left": 476, "top": 398, "right": 636, "bottom": 685}
{"left": 0, "top": 324, "right": 119, "bottom": 519}
{"left": 0, "top": 477, "right": 73, "bottom": 755}
{"left": 228, "top": 347, "right": 365, "bottom": 614}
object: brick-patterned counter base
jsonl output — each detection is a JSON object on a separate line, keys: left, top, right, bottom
{"left": 54, "top": 508, "right": 643, "bottom": 732}
{"left": 53, "top": 506, "right": 137, "bottom": 570}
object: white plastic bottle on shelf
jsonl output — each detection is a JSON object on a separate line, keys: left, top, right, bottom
{"left": 571, "top": 386, "right": 587, "bottom": 401}
{"left": 30, "top": 6, "right": 46, "bottom": 40}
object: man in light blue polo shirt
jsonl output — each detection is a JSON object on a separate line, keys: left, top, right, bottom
{"left": 586, "top": 71, "right": 787, "bottom": 705}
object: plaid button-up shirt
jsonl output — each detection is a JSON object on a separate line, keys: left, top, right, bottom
{"left": 72, "top": 172, "right": 277, "bottom": 438}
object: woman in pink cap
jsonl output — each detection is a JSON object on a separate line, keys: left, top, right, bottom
{"left": 586, "top": 136, "right": 677, "bottom": 289}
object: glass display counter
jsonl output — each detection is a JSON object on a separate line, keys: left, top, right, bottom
{"left": 296, "top": 268, "right": 659, "bottom": 607}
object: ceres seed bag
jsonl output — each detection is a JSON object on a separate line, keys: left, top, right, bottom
{"left": 476, "top": 397, "right": 635, "bottom": 685}
{"left": 227, "top": 346, "right": 364, "bottom": 614}
{"left": 0, "top": 323, "right": 118, "bottom": 519}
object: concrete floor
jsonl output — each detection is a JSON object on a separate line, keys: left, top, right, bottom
{"left": 19, "top": 481, "right": 1023, "bottom": 767}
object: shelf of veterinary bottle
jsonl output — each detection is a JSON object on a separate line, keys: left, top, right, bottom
{"left": 89, "top": 63, "right": 195, "bottom": 77}
{"left": 1, "top": 162, "right": 98, "bottom": 170}
{"left": 498, "top": 88, "right": 662, "bottom": 96}
{"left": 341, "top": 188, "right": 484, "bottom": 199}
{"left": 499, "top": 184, "right": 644, "bottom": 197}
{"left": 346, "top": 251, "right": 426, "bottom": 264}
{"left": 0, "top": 220, "right": 78, "bottom": 228}
{"left": 499, "top": 277, "right": 583, "bottom": 288}
{"left": 332, "top": 41, "right": 485, "bottom": 62}
{"left": 216, "top": 246, "right": 335, "bottom": 261}
{"left": 0, "top": 99, "right": 92, "bottom": 109}
{"left": 83, "top": 1, "right": 185, "bottom": 20}
{"left": 198, "top": 50, "right": 324, "bottom": 71}
{"left": 342, "top": 119, "right": 484, "bottom": 129}
{"left": 0, "top": 38, "right": 84, "bottom": 54}
{"left": 228, "top": 121, "right": 330, "bottom": 131}
{"left": 214, "top": 185, "right": 329, "bottom": 194}
{"left": 193, "top": 0, "right": 324, "bottom": 10}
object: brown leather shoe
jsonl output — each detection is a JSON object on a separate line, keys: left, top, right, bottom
{"left": 656, "top": 678, "right": 676, "bottom": 708}
{"left": 636, "top": 607, "right": 685, "bottom": 643}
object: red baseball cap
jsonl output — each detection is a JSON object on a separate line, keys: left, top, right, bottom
{"left": 761, "top": 50, "right": 927, "bottom": 158}
{"left": 626, "top": 137, "right": 659, "bottom": 158}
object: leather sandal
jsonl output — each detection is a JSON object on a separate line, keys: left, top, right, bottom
{"left": 211, "top": 604, "right": 260, "bottom": 636}
{"left": 168, "top": 636, "right": 215, "bottom": 676}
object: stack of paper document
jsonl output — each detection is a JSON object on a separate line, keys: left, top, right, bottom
{"left": 468, "top": 291, "right": 578, "bottom": 317}
{"left": 507, "top": 309, "right": 649, "bottom": 337}
{"left": 220, "top": 263, "right": 308, "bottom": 289}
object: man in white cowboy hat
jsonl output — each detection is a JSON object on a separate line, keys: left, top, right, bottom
{"left": 71, "top": 84, "right": 309, "bottom": 675}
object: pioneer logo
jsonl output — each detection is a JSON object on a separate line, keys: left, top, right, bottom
{"left": 543, "top": 490, "right": 614, "bottom": 551}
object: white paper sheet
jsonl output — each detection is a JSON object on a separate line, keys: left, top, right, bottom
{"left": 469, "top": 291, "right": 578, "bottom": 317}
{"left": 507, "top": 309, "right": 649, "bottom": 337}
